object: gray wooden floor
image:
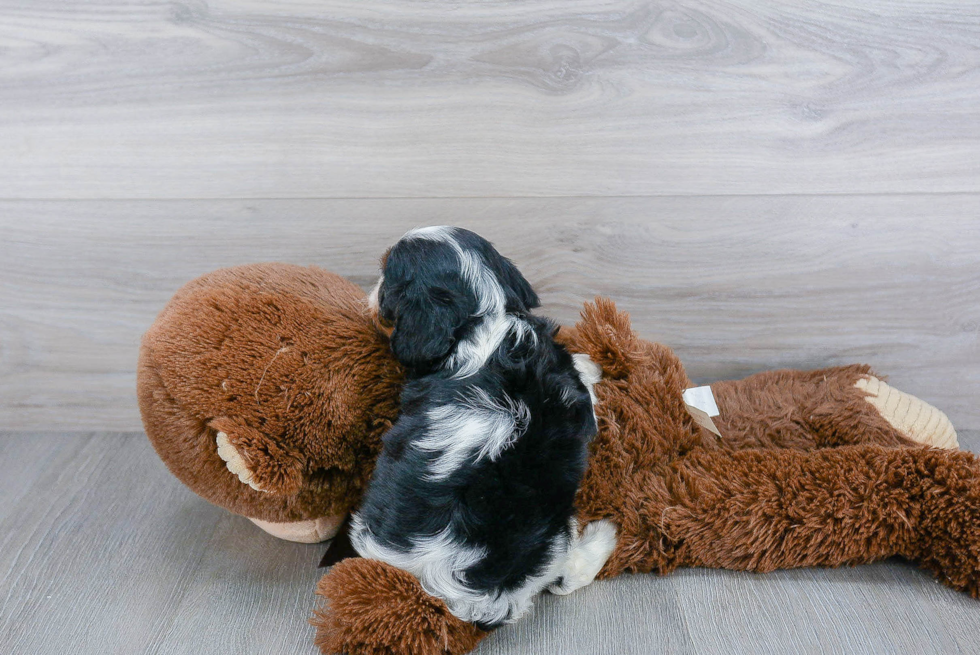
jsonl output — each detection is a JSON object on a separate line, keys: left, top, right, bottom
{"left": 2, "top": 430, "right": 980, "bottom": 655}
{"left": 3, "top": 0, "right": 980, "bottom": 653}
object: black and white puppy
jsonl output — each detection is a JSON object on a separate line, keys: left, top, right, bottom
{"left": 351, "top": 226, "right": 616, "bottom": 630}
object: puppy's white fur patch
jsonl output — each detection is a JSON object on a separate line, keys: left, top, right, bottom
{"left": 570, "top": 353, "right": 602, "bottom": 425}
{"left": 366, "top": 274, "right": 383, "bottom": 312}
{"left": 350, "top": 514, "right": 570, "bottom": 626}
{"left": 548, "top": 519, "right": 618, "bottom": 596}
{"left": 572, "top": 354, "right": 602, "bottom": 405}
{"left": 417, "top": 388, "right": 530, "bottom": 480}
{"left": 406, "top": 225, "right": 456, "bottom": 242}
{"left": 448, "top": 313, "right": 533, "bottom": 379}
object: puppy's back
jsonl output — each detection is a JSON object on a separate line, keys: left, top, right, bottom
{"left": 354, "top": 316, "right": 597, "bottom": 625}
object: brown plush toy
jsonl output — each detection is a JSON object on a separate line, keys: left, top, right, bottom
{"left": 138, "top": 263, "right": 972, "bottom": 655}
{"left": 138, "top": 264, "right": 403, "bottom": 544}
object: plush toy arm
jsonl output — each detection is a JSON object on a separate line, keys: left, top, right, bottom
{"left": 710, "top": 365, "right": 958, "bottom": 450}
{"left": 606, "top": 445, "right": 980, "bottom": 597}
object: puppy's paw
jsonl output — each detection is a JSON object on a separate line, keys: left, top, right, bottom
{"left": 216, "top": 431, "right": 269, "bottom": 493}
{"left": 549, "top": 519, "right": 617, "bottom": 596}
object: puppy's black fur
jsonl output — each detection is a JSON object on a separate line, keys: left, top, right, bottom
{"left": 353, "top": 227, "right": 597, "bottom": 629}
{"left": 376, "top": 228, "right": 540, "bottom": 374}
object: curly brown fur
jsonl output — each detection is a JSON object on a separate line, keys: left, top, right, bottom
{"left": 138, "top": 264, "right": 403, "bottom": 523}
{"left": 616, "top": 445, "right": 980, "bottom": 597}
{"left": 311, "top": 558, "right": 487, "bottom": 655}
{"left": 558, "top": 298, "right": 706, "bottom": 574}
{"left": 209, "top": 416, "right": 305, "bottom": 495}
{"left": 711, "top": 366, "right": 921, "bottom": 451}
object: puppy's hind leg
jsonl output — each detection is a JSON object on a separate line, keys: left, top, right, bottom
{"left": 548, "top": 519, "right": 618, "bottom": 596}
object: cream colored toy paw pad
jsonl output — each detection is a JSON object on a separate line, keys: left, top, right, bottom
{"left": 856, "top": 376, "right": 958, "bottom": 449}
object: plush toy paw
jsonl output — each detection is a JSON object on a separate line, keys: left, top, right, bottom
{"left": 855, "top": 376, "right": 958, "bottom": 449}
{"left": 549, "top": 519, "right": 618, "bottom": 596}
{"left": 311, "top": 558, "right": 487, "bottom": 655}
{"left": 210, "top": 418, "right": 305, "bottom": 495}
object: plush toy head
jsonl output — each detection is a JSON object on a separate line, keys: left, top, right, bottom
{"left": 137, "top": 263, "right": 404, "bottom": 542}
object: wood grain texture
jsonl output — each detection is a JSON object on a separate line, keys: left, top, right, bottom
{"left": 2, "top": 196, "right": 977, "bottom": 432}
{"left": 4, "top": 2, "right": 979, "bottom": 650}
{"left": 2, "top": 431, "right": 980, "bottom": 655}
{"left": 0, "top": 433, "right": 325, "bottom": 655}
{"left": 1, "top": 0, "right": 979, "bottom": 198}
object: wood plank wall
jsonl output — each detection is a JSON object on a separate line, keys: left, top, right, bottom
{"left": 1, "top": 0, "right": 978, "bottom": 431}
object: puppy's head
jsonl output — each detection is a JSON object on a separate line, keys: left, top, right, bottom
{"left": 368, "top": 226, "right": 539, "bottom": 372}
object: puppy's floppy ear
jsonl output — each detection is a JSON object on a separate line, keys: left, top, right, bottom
{"left": 386, "top": 288, "right": 467, "bottom": 370}
{"left": 486, "top": 253, "right": 540, "bottom": 312}
{"left": 451, "top": 227, "right": 539, "bottom": 313}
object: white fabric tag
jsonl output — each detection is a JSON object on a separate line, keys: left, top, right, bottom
{"left": 682, "top": 386, "right": 720, "bottom": 417}
{"left": 683, "top": 385, "right": 722, "bottom": 437}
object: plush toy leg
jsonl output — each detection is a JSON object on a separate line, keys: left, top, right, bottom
{"left": 710, "top": 365, "right": 957, "bottom": 451}
{"left": 606, "top": 445, "right": 980, "bottom": 597}
{"left": 311, "top": 558, "right": 487, "bottom": 655}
